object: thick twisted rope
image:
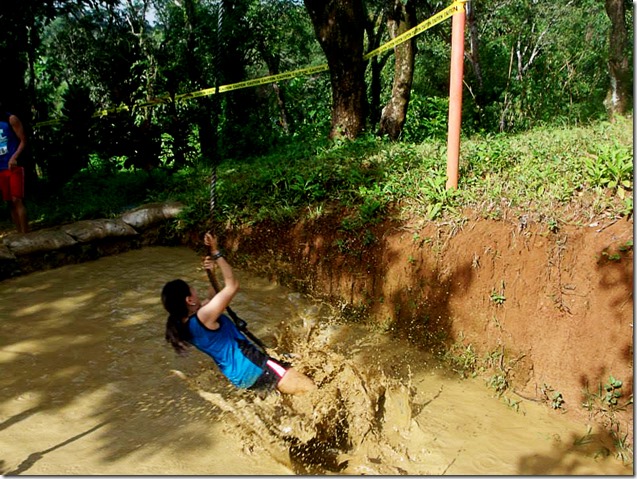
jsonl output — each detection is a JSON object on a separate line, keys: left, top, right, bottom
{"left": 205, "top": 3, "right": 266, "bottom": 353}
{"left": 208, "top": 3, "right": 223, "bottom": 221}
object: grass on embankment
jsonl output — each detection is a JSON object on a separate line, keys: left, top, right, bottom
{"left": 169, "top": 115, "right": 633, "bottom": 233}
{"left": 20, "top": 115, "right": 633, "bottom": 234}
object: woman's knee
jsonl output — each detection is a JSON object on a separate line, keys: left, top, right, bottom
{"left": 277, "top": 368, "right": 316, "bottom": 395}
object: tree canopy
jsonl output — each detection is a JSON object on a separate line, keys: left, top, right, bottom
{"left": 0, "top": 0, "right": 632, "bottom": 191}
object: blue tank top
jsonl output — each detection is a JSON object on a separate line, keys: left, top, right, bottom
{"left": 0, "top": 113, "right": 19, "bottom": 171}
{"left": 186, "top": 313, "right": 267, "bottom": 388}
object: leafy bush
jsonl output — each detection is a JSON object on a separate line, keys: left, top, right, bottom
{"left": 402, "top": 94, "right": 450, "bottom": 142}
{"left": 584, "top": 142, "right": 633, "bottom": 194}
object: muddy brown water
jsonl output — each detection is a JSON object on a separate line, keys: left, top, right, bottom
{"left": 0, "top": 246, "right": 631, "bottom": 475}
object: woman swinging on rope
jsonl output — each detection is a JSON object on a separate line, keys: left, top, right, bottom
{"left": 162, "top": 232, "right": 317, "bottom": 395}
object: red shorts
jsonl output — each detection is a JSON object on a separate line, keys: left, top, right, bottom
{"left": 0, "top": 167, "right": 25, "bottom": 201}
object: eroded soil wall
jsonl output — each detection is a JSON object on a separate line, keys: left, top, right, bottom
{"left": 221, "top": 214, "right": 633, "bottom": 427}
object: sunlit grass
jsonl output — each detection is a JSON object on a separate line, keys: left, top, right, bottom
{"left": 13, "top": 115, "right": 632, "bottom": 235}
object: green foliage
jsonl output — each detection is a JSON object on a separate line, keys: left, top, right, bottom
{"left": 584, "top": 142, "right": 633, "bottom": 194}
{"left": 490, "top": 292, "right": 506, "bottom": 305}
{"left": 21, "top": 115, "right": 633, "bottom": 238}
{"left": 420, "top": 168, "right": 461, "bottom": 220}
{"left": 465, "top": 0, "right": 614, "bottom": 131}
{"left": 603, "top": 375, "right": 624, "bottom": 408}
{"left": 541, "top": 384, "right": 565, "bottom": 410}
{"left": 402, "top": 94, "right": 450, "bottom": 142}
{"left": 17, "top": 0, "right": 632, "bottom": 193}
{"left": 487, "top": 373, "right": 510, "bottom": 397}
{"left": 459, "top": 117, "right": 632, "bottom": 221}
{"left": 39, "top": 84, "right": 96, "bottom": 186}
{"left": 444, "top": 342, "right": 479, "bottom": 378}
{"left": 490, "top": 280, "right": 506, "bottom": 305}
{"left": 581, "top": 375, "right": 633, "bottom": 464}
{"left": 29, "top": 161, "right": 173, "bottom": 228}
{"left": 551, "top": 392, "right": 565, "bottom": 410}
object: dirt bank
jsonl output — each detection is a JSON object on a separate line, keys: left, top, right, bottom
{"left": 215, "top": 211, "right": 633, "bottom": 438}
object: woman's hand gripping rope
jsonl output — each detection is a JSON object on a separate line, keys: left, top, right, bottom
{"left": 203, "top": 232, "right": 264, "bottom": 349}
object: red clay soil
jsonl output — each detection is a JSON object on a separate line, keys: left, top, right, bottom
{"left": 219, "top": 211, "right": 633, "bottom": 436}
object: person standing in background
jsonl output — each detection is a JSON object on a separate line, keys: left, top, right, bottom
{"left": 0, "top": 102, "right": 28, "bottom": 234}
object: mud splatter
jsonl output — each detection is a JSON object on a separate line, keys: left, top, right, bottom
{"left": 175, "top": 294, "right": 446, "bottom": 475}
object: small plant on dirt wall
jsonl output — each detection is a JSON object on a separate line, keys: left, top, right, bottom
{"left": 540, "top": 383, "right": 565, "bottom": 410}
{"left": 488, "top": 373, "right": 510, "bottom": 397}
{"left": 490, "top": 280, "right": 506, "bottom": 305}
{"left": 444, "top": 338, "right": 479, "bottom": 378}
{"left": 581, "top": 375, "right": 632, "bottom": 416}
{"left": 603, "top": 375, "right": 624, "bottom": 408}
{"left": 600, "top": 240, "right": 633, "bottom": 263}
{"left": 581, "top": 375, "right": 633, "bottom": 464}
{"left": 547, "top": 217, "right": 559, "bottom": 233}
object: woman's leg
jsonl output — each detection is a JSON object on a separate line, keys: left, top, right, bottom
{"left": 276, "top": 367, "right": 317, "bottom": 395}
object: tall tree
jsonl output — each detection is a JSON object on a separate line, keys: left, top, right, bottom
{"left": 364, "top": 2, "right": 389, "bottom": 127}
{"left": 248, "top": 0, "right": 315, "bottom": 136}
{"left": 304, "top": 0, "right": 368, "bottom": 139}
{"left": 182, "top": 0, "right": 216, "bottom": 162}
{"left": 604, "top": 0, "right": 631, "bottom": 118}
{"left": 378, "top": 0, "right": 417, "bottom": 140}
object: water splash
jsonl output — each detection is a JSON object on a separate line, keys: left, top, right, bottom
{"left": 174, "top": 294, "right": 439, "bottom": 474}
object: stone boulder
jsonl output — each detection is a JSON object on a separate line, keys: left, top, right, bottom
{"left": 3, "top": 229, "right": 78, "bottom": 256}
{"left": 121, "top": 202, "right": 183, "bottom": 230}
{"left": 0, "top": 201, "right": 185, "bottom": 280}
{"left": 0, "top": 242, "right": 15, "bottom": 260}
{"left": 62, "top": 218, "right": 138, "bottom": 243}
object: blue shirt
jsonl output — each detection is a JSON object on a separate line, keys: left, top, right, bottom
{"left": 186, "top": 313, "right": 267, "bottom": 388}
{"left": 0, "top": 114, "right": 19, "bottom": 171}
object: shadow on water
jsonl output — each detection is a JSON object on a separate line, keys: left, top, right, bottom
{"left": 517, "top": 429, "right": 629, "bottom": 475}
{"left": 0, "top": 406, "right": 43, "bottom": 433}
{"left": 5, "top": 422, "right": 107, "bottom": 476}
{"left": 0, "top": 247, "right": 223, "bottom": 474}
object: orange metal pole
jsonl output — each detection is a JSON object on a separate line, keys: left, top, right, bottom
{"left": 446, "top": 2, "right": 466, "bottom": 190}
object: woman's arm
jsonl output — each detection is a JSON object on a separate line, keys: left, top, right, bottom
{"left": 197, "top": 235, "right": 239, "bottom": 329}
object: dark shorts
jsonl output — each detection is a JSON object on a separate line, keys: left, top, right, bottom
{"left": 0, "top": 167, "right": 25, "bottom": 201}
{"left": 248, "top": 357, "right": 291, "bottom": 393}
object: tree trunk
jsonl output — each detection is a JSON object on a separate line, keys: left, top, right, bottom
{"left": 378, "top": 0, "right": 416, "bottom": 141}
{"left": 466, "top": 0, "right": 483, "bottom": 91}
{"left": 604, "top": 0, "right": 630, "bottom": 118}
{"left": 304, "top": 0, "right": 367, "bottom": 139}
{"left": 364, "top": 6, "right": 388, "bottom": 127}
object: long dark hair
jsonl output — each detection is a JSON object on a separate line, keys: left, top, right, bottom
{"left": 161, "top": 279, "right": 193, "bottom": 355}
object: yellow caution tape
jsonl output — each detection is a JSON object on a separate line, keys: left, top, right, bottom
{"left": 364, "top": 0, "right": 465, "bottom": 60}
{"left": 33, "top": 119, "right": 61, "bottom": 127}
{"left": 35, "top": 0, "right": 465, "bottom": 128}
{"left": 175, "top": 63, "right": 330, "bottom": 101}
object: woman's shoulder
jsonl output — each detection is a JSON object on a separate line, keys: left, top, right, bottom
{"left": 191, "top": 312, "right": 225, "bottom": 333}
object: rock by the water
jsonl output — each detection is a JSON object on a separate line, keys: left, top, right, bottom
{"left": 121, "top": 202, "right": 183, "bottom": 229}
{"left": 62, "top": 219, "right": 138, "bottom": 243}
{"left": 3, "top": 229, "right": 77, "bottom": 255}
